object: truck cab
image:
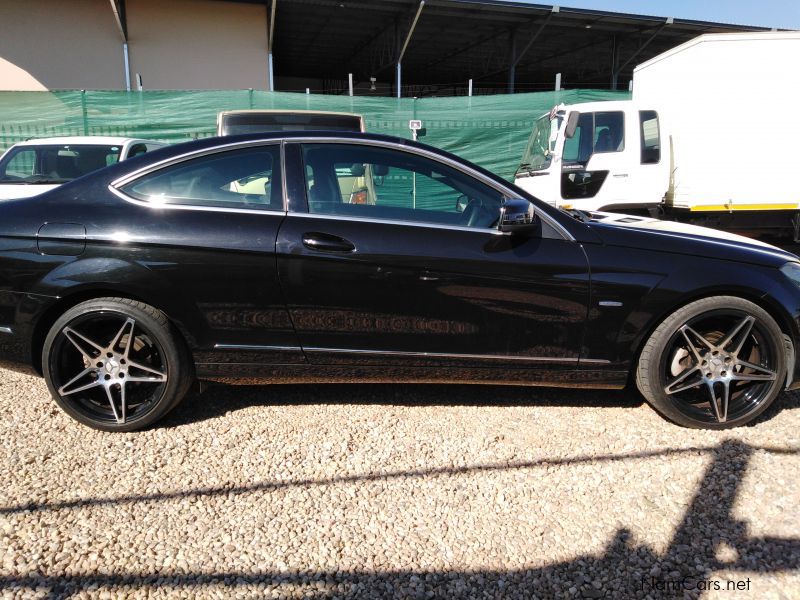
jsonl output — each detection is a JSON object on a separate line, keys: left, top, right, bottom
{"left": 514, "top": 101, "right": 669, "bottom": 214}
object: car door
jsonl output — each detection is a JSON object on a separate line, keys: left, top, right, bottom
{"left": 113, "top": 142, "right": 304, "bottom": 367}
{"left": 276, "top": 140, "right": 590, "bottom": 368}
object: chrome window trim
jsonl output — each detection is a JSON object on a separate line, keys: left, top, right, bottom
{"left": 211, "top": 343, "right": 608, "bottom": 365}
{"left": 279, "top": 141, "right": 289, "bottom": 212}
{"left": 109, "top": 140, "right": 288, "bottom": 213}
{"left": 303, "top": 346, "right": 609, "bottom": 365}
{"left": 107, "top": 136, "right": 574, "bottom": 241}
{"left": 289, "top": 211, "right": 509, "bottom": 235}
{"left": 107, "top": 185, "right": 287, "bottom": 216}
{"left": 111, "top": 139, "right": 283, "bottom": 187}
{"left": 289, "top": 137, "right": 575, "bottom": 241}
{"left": 214, "top": 344, "right": 301, "bottom": 352}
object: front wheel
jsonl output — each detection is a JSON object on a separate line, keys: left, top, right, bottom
{"left": 42, "top": 298, "right": 192, "bottom": 432}
{"left": 636, "top": 296, "right": 786, "bottom": 429}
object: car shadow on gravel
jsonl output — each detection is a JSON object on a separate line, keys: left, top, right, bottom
{"left": 1, "top": 440, "right": 797, "bottom": 598}
{"left": 162, "top": 383, "right": 800, "bottom": 430}
{"left": 163, "top": 382, "right": 646, "bottom": 428}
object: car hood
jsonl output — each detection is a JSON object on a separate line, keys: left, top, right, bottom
{"left": 0, "top": 183, "right": 60, "bottom": 200}
{"left": 584, "top": 211, "right": 798, "bottom": 268}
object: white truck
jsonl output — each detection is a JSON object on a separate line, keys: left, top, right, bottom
{"left": 0, "top": 136, "right": 166, "bottom": 200}
{"left": 514, "top": 31, "right": 800, "bottom": 238}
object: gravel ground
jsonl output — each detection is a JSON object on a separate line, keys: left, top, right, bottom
{"left": 0, "top": 368, "right": 798, "bottom": 599}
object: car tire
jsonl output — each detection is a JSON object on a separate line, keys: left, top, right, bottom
{"left": 636, "top": 296, "right": 786, "bottom": 429}
{"left": 42, "top": 297, "right": 192, "bottom": 432}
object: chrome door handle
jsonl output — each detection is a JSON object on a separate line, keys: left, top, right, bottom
{"left": 419, "top": 271, "right": 440, "bottom": 281}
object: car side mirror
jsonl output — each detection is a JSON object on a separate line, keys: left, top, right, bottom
{"left": 455, "top": 194, "right": 468, "bottom": 213}
{"left": 498, "top": 198, "right": 537, "bottom": 234}
{"left": 565, "top": 111, "right": 580, "bottom": 139}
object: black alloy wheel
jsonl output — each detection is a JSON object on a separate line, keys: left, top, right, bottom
{"left": 637, "top": 296, "right": 786, "bottom": 429}
{"left": 42, "top": 298, "right": 191, "bottom": 431}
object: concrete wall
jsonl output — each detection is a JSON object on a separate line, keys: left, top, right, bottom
{"left": 127, "top": 0, "right": 269, "bottom": 90}
{"left": 0, "top": 0, "right": 123, "bottom": 90}
{"left": 0, "top": 0, "right": 270, "bottom": 91}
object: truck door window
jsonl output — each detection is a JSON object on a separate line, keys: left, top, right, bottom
{"left": 639, "top": 111, "right": 660, "bottom": 164}
{"left": 562, "top": 113, "right": 593, "bottom": 164}
{"left": 593, "top": 112, "right": 624, "bottom": 153}
{"left": 563, "top": 111, "right": 624, "bottom": 165}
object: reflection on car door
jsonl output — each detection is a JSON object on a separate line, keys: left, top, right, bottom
{"left": 117, "top": 144, "right": 303, "bottom": 368}
{"left": 276, "top": 142, "right": 591, "bottom": 368}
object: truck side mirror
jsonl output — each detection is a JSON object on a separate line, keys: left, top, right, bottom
{"left": 565, "top": 112, "right": 580, "bottom": 139}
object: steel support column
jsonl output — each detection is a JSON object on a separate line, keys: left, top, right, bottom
{"left": 109, "top": 0, "right": 130, "bottom": 91}
{"left": 267, "top": 0, "right": 277, "bottom": 91}
{"left": 507, "top": 29, "right": 517, "bottom": 93}
{"left": 506, "top": 7, "right": 557, "bottom": 93}
{"left": 610, "top": 35, "right": 619, "bottom": 89}
{"left": 612, "top": 17, "right": 672, "bottom": 88}
{"left": 396, "top": 1, "right": 425, "bottom": 98}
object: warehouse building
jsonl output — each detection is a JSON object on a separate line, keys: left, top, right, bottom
{"left": 0, "top": 0, "right": 774, "bottom": 95}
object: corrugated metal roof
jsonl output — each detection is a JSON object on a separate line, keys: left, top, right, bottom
{"left": 215, "top": 0, "right": 776, "bottom": 93}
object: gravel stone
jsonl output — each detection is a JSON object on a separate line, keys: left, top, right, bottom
{"left": 0, "top": 370, "right": 798, "bottom": 598}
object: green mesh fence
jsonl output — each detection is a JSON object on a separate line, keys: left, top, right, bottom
{"left": 0, "top": 89, "right": 629, "bottom": 180}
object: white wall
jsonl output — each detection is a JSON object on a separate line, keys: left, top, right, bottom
{"left": 0, "top": 0, "right": 271, "bottom": 91}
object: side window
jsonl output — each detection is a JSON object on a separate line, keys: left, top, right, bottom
{"left": 2, "top": 149, "right": 36, "bottom": 179}
{"left": 593, "top": 112, "right": 624, "bottom": 153}
{"left": 127, "top": 144, "right": 149, "bottom": 159}
{"left": 105, "top": 147, "right": 122, "bottom": 166}
{"left": 562, "top": 111, "right": 624, "bottom": 164}
{"left": 639, "top": 110, "right": 660, "bottom": 164}
{"left": 301, "top": 144, "right": 505, "bottom": 229}
{"left": 120, "top": 145, "right": 282, "bottom": 210}
{"left": 562, "top": 113, "right": 592, "bottom": 164}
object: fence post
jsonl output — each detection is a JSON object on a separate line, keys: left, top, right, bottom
{"left": 80, "top": 90, "right": 89, "bottom": 135}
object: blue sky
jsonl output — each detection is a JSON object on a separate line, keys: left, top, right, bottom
{"left": 510, "top": 1, "right": 800, "bottom": 29}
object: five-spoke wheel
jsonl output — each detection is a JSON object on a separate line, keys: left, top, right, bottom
{"left": 637, "top": 296, "right": 786, "bottom": 428}
{"left": 42, "top": 298, "right": 191, "bottom": 431}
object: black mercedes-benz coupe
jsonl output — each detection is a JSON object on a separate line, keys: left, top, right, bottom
{"left": 1, "top": 132, "right": 799, "bottom": 431}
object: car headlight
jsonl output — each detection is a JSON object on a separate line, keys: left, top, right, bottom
{"left": 780, "top": 262, "right": 800, "bottom": 287}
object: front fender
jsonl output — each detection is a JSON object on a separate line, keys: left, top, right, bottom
{"left": 618, "top": 262, "right": 800, "bottom": 372}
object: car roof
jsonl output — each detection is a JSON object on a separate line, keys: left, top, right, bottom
{"left": 169, "top": 130, "right": 416, "bottom": 152}
{"left": 11, "top": 136, "right": 165, "bottom": 147}
{"left": 218, "top": 110, "right": 363, "bottom": 118}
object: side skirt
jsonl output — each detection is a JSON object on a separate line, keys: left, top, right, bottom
{"left": 196, "top": 363, "right": 628, "bottom": 389}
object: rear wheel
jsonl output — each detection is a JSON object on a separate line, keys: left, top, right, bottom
{"left": 636, "top": 296, "right": 786, "bottom": 429}
{"left": 42, "top": 298, "right": 192, "bottom": 431}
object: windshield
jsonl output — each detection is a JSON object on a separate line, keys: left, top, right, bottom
{"left": 518, "top": 113, "right": 561, "bottom": 173}
{"left": 0, "top": 144, "right": 122, "bottom": 184}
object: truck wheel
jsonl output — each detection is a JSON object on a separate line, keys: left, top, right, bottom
{"left": 42, "top": 297, "right": 192, "bottom": 432}
{"left": 636, "top": 296, "right": 786, "bottom": 429}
